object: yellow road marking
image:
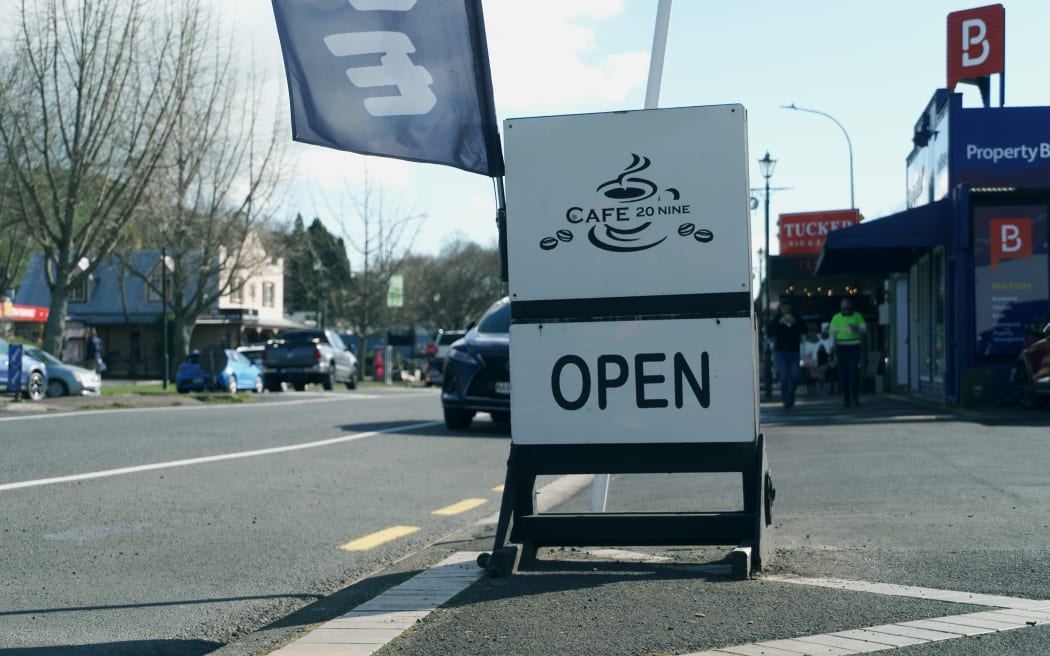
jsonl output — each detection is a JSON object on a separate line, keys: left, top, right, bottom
{"left": 339, "top": 525, "right": 420, "bottom": 551}
{"left": 432, "top": 498, "right": 488, "bottom": 516}
{"left": 492, "top": 484, "right": 505, "bottom": 493}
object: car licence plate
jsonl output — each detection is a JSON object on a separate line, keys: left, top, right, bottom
{"left": 495, "top": 381, "right": 510, "bottom": 395}
{"left": 192, "top": 377, "right": 204, "bottom": 384}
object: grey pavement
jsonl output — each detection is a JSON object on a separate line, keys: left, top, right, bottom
{"left": 6, "top": 385, "right": 1050, "bottom": 655}
{"left": 223, "top": 391, "right": 1050, "bottom": 656}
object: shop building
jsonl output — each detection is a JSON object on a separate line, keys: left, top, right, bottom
{"left": 816, "top": 0, "right": 1050, "bottom": 407}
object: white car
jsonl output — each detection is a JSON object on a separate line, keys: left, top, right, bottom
{"left": 24, "top": 346, "right": 102, "bottom": 397}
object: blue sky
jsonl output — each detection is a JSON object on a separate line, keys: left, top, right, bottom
{"left": 242, "top": 1, "right": 1046, "bottom": 269}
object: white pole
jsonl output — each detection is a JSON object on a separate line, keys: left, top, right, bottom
{"left": 644, "top": 0, "right": 673, "bottom": 110}
{"left": 593, "top": 0, "right": 672, "bottom": 513}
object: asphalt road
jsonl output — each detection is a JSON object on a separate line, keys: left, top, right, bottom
{"left": 377, "top": 397, "right": 1050, "bottom": 656}
{"left": 0, "top": 387, "right": 511, "bottom": 655}
{"left": 3, "top": 390, "right": 1050, "bottom": 655}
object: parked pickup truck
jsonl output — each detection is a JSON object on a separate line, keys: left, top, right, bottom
{"left": 262, "top": 329, "right": 358, "bottom": 392}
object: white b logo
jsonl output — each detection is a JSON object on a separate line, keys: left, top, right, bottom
{"left": 961, "top": 18, "right": 990, "bottom": 67}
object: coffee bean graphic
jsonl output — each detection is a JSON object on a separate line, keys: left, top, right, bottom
{"left": 694, "top": 229, "right": 714, "bottom": 243}
{"left": 540, "top": 236, "right": 558, "bottom": 250}
{"left": 556, "top": 229, "right": 573, "bottom": 242}
{"left": 677, "top": 222, "right": 695, "bottom": 237}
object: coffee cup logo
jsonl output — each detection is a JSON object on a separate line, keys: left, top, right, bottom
{"left": 541, "top": 154, "right": 713, "bottom": 254}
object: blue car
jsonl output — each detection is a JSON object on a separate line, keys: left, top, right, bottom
{"left": 0, "top": 337, "right": 48, "bottom": 401}
{"left": 176, "top": 349, "right": 264, "bottom": 394}
{"left": 441, "top": 297, "right": 510, "bottom": 430}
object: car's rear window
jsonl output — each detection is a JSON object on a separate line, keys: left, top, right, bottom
{"left": 281, "top": 331, "right": 323, "bottom": 344}
{"left": 476, "top": 300, "right": 510, "bottom": 334}
{"left": 437, "top": 332, "right": 464, "bottom": 345}
{"left": 185, "top": 353, "right": 200, "bottom": 364}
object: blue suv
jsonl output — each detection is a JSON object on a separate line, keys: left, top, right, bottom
{"left": 441, "top": 297, "right": 510, "bottom": 430}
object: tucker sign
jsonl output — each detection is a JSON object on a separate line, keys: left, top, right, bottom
{"left": 778, "top": 209, "right": 861, "bottom": 256}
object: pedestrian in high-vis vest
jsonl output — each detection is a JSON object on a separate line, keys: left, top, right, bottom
{"left": 829, "top": 299, "right": 866, "bottom": 407}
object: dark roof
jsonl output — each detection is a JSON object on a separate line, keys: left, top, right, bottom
{"left": 815, "top": 199, "right": 951, "bottom": 275}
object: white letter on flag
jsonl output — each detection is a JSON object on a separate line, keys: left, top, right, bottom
{"left": 324, "top": 31, "right": 437, "bottom": 117}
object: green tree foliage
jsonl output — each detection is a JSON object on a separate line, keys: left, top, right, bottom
{"left": 282, "top": 215, "right": 352, "bottom": 328}
{"left": 393, "top": 238, "right": 503, "bottom": 333}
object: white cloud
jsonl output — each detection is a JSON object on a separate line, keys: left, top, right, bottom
{"left": 483, "top": 1, "right": 649, "bottom": 113}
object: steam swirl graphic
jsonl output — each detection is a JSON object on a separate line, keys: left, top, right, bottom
{"left": 595, "top": 154, "right": 658, "bottom": 202}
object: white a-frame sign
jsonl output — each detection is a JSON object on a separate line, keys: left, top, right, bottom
{"left": 479, "top": 105, "right": 773, "bottom": 577}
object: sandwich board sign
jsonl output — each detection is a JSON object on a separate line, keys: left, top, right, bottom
{"left": 505, "top": 105, "right": 758, "bottom": 444}
{"left": 478, "top": 105, "right": 771, "bottom": 578}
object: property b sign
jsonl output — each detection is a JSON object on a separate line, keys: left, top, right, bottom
{"left": 947, "top": 4, "right": 1005, "bottom": 91}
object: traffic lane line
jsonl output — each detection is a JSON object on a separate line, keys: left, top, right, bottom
{"left": 432, "top": 498, "right": 488, "bottom": 516}
{"left": 0, "top": 421, "right": 440, "bottom": 492}
{"left": 477, "top": 474, "right": 594, "bottom": 525}
{"left": 0, "top": 390, "right": 438, "bottom": 424}
{"left": 339, "top": 526, "right": 421, "bottom": 552}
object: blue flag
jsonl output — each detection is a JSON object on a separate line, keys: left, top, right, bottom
{"left": 271, "top": 0, "right": 504, "bottom": 177}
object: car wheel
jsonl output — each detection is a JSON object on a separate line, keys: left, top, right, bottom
{"left": 293, "top": 381, "right": 306, "bottom": 392}
{"left": 253, "top": 375, "right": 264, "bottom": 393}
{"left": 25, "top": 371, "right": 46, "bottom": 401}
{"left": 345, "top": 374, "right": 357, "bottom": 390}
{"left": 443, "top": 407, "right": 474, "bottom": 430}
{"left": 226, "top": 375, "right": 238, "bottom": 394}
{"left": 47, "top": 379, "right": 69, "bottom": 398}
{"left": 1012, "top": 365, "right": 1047, "bottom": 409}
{"left": 322, "top": 367, "right": 335, "bottom": 391}
{"left": 490, "top": 411, "right": 510, "bottom": 423}
{"left": 177, "top": 387, "right": 190, "bottom": 394}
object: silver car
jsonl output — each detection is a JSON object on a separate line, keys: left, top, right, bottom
{"left": 25, "top": 346, "right": 102, "bottom": 397}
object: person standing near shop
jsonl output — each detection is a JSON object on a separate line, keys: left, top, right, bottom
{"left": 83, "top": 327, "right": 106, "bottom": 375}
{"left": 767, "top": 300, "right": 805, "bottom": 409}
{"left": 830, "top": 298, "right": 867, "bottom": 407}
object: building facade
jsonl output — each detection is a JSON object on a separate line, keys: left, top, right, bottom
{"left": 15, "top": 243, "right": 302, "bottom": 378}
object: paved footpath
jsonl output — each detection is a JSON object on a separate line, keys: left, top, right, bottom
{"left": 227, "top": 393, "right": 1050, "bottom": 656}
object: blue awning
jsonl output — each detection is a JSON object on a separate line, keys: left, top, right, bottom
{"left": 815, "top": 199, "right": 951, "bottom": 274}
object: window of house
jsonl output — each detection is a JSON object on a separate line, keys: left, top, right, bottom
{"left": 69, "top": 278, "right": 88, "bottom": 303}
{"left": 263, "top": 282, "right": 275, "bottom": 308}
{"left": 146, "top": 267, "right": 164, "bottom": 302}
{"left": 231, "top": 278, "right": 244, "bottom": 304}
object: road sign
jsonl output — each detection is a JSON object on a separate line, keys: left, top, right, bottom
{"left": 7, "top": 343, "right": 22, "bottom": 394}
{"left": 387, "top": 274, "right": 404, "bottom": 308}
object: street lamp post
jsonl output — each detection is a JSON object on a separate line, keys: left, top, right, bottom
{"left": 782, "top": 103, "right": 854, "bottom": 209}
{"left": 162, "top": 248, "right": 169, "bottom": 390}
{"left": 758, "top": 151, "right": 777, "bottom": 400}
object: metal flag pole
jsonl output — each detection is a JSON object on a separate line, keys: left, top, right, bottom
{"left": 592, "top": 0, "right": 673, "bottom": 514}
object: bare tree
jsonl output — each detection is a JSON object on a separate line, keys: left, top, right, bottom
{"left": 121, "top": 2, "right": 288, "bottom": 365}
{"left": 330, "top": 173, "right": 424, "bottom": 357}
{"left": 0, "top": 172, "right": 32, "bottom": 297}
{"left": 0, "top": 0, "right": 194, "bottom": 353}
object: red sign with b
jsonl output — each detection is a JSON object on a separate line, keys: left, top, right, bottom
{"left": 947, "top": 4, "right": 1005, "bottom": 92}
{"left": 990, "top": 218, "right": 1032, "bottom": 271}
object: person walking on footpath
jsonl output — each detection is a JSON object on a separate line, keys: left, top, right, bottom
{"left": 830, "top": 298, "right": 867, "bottom": 407}
{"left": 767, "top": 300, "right": 805, "bottom": 409}
{"left": 83, "top": 327, "right": 106, "bottom": 375}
